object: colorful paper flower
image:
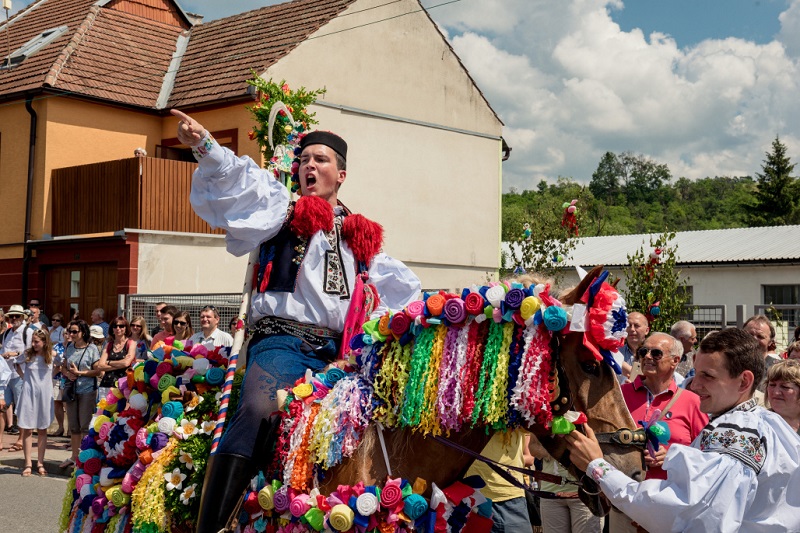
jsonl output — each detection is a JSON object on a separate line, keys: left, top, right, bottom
{"left": 164, "top": 468, "right": 186, "bottom": 491}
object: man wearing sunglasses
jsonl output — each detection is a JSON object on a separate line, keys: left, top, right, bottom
{"left": 566, "top": 328, "right": 800, "bottom": 532}
{"left": 621, "top": 333, "right": 707, "bottom": 481}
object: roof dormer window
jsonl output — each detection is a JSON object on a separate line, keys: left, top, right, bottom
{"left": 1, "top": 25, "right": 68, "bottom": 70}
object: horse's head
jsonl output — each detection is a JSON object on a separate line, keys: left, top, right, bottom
{"left": 533, "top": 266, "right": 644, "bottom": 499}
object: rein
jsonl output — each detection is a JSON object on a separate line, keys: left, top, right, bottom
{"left": 432, "top": 425, "right": 646, "bottom": 500}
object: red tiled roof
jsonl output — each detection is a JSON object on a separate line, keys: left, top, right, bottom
{"left": 0, "top": 0, "right": 185, "bottom": 107}
{"left": 48, "top": 8, "right": 185, "bottom": 107}
{"left": 0, "top": 0, "right": 96, "bottom": 97}
{"left": 167, "top": 0, "right": 357, "bottom": 108}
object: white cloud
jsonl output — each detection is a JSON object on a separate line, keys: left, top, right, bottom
{"left": 436, "top": 0, "right": 800, "bottom": 190}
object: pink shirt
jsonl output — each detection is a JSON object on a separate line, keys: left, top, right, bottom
{"left": 621, "top": 375, "right": 708, "bottom": 480}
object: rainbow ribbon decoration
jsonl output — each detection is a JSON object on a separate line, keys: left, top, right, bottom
{"left": 211, "top": 248, "right": 259, "bottom": 453}
{"left": 210, "top": 348, "right": 240, "bottom": 453}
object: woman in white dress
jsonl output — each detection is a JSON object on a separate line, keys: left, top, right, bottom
{"left": 14, "top": 329, "right": 55, "bottom": 477}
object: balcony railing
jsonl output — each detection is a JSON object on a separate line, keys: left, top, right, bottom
{"left": 51, "top": 157, "right": 224, "bottom": 237}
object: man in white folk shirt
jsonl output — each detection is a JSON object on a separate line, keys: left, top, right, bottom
{"left": 565, "top": 327, "right": 800, "bottom": 533}
{"left": 187, "top": 306, "right": 233, "bottom": 350}
{"left": 171, "top": 109, "right": 421, "bottom": 533}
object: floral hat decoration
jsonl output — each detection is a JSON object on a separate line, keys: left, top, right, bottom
{"left": 573, "top": 270, "right": 628, "bottom": 374}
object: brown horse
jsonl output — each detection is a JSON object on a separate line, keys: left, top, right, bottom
{"left": 319, "top": 266, "right": 644, "bottom": 504}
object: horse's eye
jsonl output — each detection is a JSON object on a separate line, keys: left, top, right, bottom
{"left": 580, "top": 361, "right": 600, "bottom": 376}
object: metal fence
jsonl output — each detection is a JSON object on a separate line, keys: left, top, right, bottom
{"left": 120, "top": 293, "right": 243, "bottom": 335}
{"left": 753, "top": 304, "right": 800, "bottom": 351}
{"left": 681, "top": 304, "right": 727, "bottom": 341}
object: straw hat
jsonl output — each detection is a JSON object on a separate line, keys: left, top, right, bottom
{"left": 6, "top": 304, "right": 25, "bottom": 317}
{"left": 90, "top": 325, "right": 106, "bottom": 339}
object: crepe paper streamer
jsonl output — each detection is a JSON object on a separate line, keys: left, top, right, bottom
{"left": 356, "top": 492, "right": 378, "bottom": 516}
{"left": 161, "top": 401, "right": 183, "bottom": 419}
{"left": 258, "top": 485, "right": 274, "bottom": 510}
{"left": 304, "top": 507, "right": 325, "bottom": 531}
{"left": 290, "top": 493, "right": 312, "bottom": 517}
{"left": 205, "top": 366, "right": 225, "bottom": 386}
{"left": 403, "top": 494, "right": 428, "bottom": 520}
{"left": 192, "top": 358, "right": 210, "bottom": 374}
{"left": 543, "top": 305, "right": 568, "bottom": 331}
{"left": 426, "top": 293, "right": 446, "bottom": 316}
{"left": 551, "top": 416, "right": 575, "bottom": 434}
{"left": 75, "top": 473, "right": 93, "bottom": 492}
{"left": 329, "top": 504, "right": 355, "bottom": 531}
{"left": 444, "top": 298, "right": 467, "bottom": 324}
{"left": 273, "top": 485, "right": 290, "bottom": 513}
{"left": 405, "top": 300, "right": 426, "bottom": 320}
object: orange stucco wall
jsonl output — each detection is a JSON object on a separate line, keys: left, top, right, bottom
{"left": 160, "top": 103, "right": 263, "bottom": 163}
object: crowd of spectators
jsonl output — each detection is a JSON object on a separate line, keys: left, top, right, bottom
{"left": 0, "top": 299, "right": 235, "bottom": 474}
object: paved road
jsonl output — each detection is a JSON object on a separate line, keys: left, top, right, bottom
{"left": 0, "top": 464, "right": 69, "bottom": 532}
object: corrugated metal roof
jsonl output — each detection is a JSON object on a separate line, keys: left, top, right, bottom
{"left": 503, "top": 225, "right": 800, "bottom": 267}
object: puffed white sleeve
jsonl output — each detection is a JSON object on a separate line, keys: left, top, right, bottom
{"left": 368, "top": 253, "right": 421, "bottom": 318}
{"left": 586, "top": 446, "right": 756, "bottom": 533}
{"left": 189, "top": 133, "right": 291, "bottom": 257}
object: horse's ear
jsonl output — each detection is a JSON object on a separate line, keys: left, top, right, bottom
{"left": 561, "top": 265, "right": 605, "bottom": 305}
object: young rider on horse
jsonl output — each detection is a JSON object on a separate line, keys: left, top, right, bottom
{"left": 171, "top": 109, "right": 421, "bottom": 533}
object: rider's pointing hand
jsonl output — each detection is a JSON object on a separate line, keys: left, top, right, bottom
{"left": 170, "top": 109, "right": 207, "bottom": 147}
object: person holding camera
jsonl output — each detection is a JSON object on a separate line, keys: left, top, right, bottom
{"left": 59, "top": 319, "right": 101, "bottom": 469}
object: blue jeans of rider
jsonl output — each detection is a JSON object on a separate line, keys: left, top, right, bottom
{"left": 216, "top": 333, "right": 333, "bottom": 458}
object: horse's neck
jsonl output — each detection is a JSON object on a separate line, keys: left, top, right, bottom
{"left": 319, "top": 426, "right": 494, "bottom": 497}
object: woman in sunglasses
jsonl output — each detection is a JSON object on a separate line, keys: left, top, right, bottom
{"left": 172, "top": 311, "right": 194, "bottom": 343}
{"left": 129, "top": 316, "right": 151, "bottom": 360}
{"left": 96, "top": 317, "right": 136, "bottom": 401}
{"left": 60, "top": 320, "right": 101, "bottom": 469}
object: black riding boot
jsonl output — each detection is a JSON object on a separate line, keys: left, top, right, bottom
{"left": 195, "top": 453, "right": 253, "bottom": 533}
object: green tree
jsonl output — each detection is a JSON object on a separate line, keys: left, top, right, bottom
{"left": 749, "top": 136, "right": 798, "bottom": 226}
{"left": 589, "top": 152, "right": 623, "bottom": 204}
{"left": 502, "top": 178, "right": 585, "bottom": 282}
{"left": 621, "top": 231, "right": 692, "bottom": 333}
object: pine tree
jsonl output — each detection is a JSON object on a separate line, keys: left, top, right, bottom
{"left": 621, "top": 231, "right": 692, "bottom": 333}
{"left": 750, "top": 136, "right": 798, "bottom": 226}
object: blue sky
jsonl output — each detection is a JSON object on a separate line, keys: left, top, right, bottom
{"left": 10, "top": 0, "right": 800, "bottom": 191}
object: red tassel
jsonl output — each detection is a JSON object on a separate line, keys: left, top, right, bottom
{"left": 342, "top": 214, "right": 383, "bottom": 265}
{"left": 291, "top": 196, "right": 334, "bottom": 238}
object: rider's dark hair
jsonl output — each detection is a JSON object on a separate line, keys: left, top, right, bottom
{"left": 699, "top": 328, "right": 765, "bottom": 394}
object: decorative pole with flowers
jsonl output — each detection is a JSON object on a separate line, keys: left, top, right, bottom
{"left": 246, "top": 76, "right": 326, "bottom": 189}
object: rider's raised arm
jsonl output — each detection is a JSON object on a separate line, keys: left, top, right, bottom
{"left": 171, "top": 109, "right": 291, "bottom": 257}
